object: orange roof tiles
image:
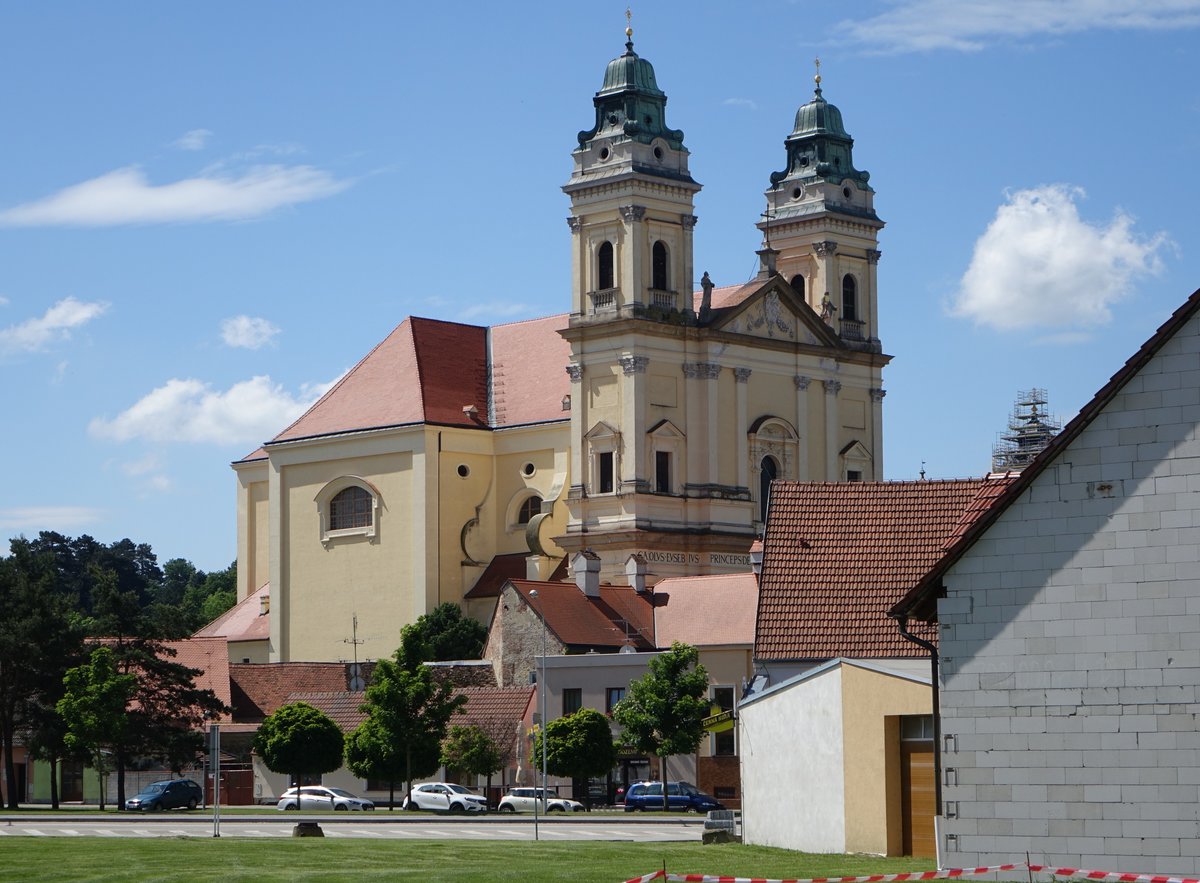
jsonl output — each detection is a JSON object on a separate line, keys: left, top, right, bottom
{"left": 755, "top": 478, "right": 1015, "bottom": 661}
{"left": 653, "top": 572, "right": 759, "bottom": 648}
{"left": 229, "top": 662, "right": 361, "bottom": 722}
{"left": 193, "top": 583, "right": 270, "bottom": 643}
{"left": 162, "top": 637, "right": 234, "bottom": 722}
{"left": 490, "top": 314, "right": 571, "bottom": 426}
{"left": 508, "top": 579, "right": 655, "bottom": 650}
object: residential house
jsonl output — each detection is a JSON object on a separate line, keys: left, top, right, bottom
{"left": 740, "top": 477, "right": 1012, "bottom": 856}
{"left": 891, "top": 287, "right": 1200, "bottom": 876}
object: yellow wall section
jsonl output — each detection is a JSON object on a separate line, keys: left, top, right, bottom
{"left": 839, "top": 665, "right": 932, "bottom": 856}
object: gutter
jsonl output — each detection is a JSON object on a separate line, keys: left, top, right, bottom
{"left": 894, "top": 614, "right": 942, "bottom": 818}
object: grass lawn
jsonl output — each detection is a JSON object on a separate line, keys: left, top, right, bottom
{"left": 0, "top": 837, "right": 935, "bottom": 882}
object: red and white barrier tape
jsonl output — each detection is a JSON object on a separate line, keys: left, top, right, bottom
{"left": 623, "top": 865, "right": 1026, "bottom": 883}
{"left": 1030, "top": 865, "right": 1200, "bottom": 883}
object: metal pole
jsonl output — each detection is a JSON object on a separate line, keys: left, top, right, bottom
{"left": 540, "top": 607, "right": 548, "bottom": 807}
{"left": 529, "top": 590, "right": 541, "bottom": 842}
{"left": 210, "top": 724, "right": 221, "bottom": 838}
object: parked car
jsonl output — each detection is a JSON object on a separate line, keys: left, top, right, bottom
{"left": 401, "top": 782, "right": 489, "bottom": 813}
{"left": 125, "top": 778, "right": 204, "bottom": 812}
{"left": 276, "top": 785, "right": 374, "bottom": 811}
{"left": 623, "top": 781, "right": 724, "bottom": 813}
{"left": 497, "top": 787, "right": 585, "bottom": 813}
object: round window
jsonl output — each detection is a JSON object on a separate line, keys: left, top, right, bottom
{"left": 792, "top": 186, "right": 803, "bottom": 200}
{"left": 599, "top": 147, "right": 610, "bottom": 161}
{"left": 842, "top": 186, "right": 852, "bottom": 199}
{"left": 653, "top": 146, "right": 663, "bottom": 160}
{"left": 522, "top": 462, "right": 536, "bottom": 477}
{"left": 457, "top": 464, "right": 470, "bottom": 478}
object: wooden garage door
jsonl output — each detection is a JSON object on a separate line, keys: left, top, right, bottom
{"left": 901, "top": 741, "right": 936, "bottom": 858}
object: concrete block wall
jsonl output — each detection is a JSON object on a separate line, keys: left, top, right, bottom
{"left": 937, "top": 315, "right": 1200, "bottom": 876}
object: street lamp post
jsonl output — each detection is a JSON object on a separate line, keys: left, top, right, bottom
{"left": 529, "top": 589, "right": 548, "bottom": 842}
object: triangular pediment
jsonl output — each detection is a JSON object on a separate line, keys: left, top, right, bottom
{"left": 711, "top": 277, "right": 841, "bottom": 348}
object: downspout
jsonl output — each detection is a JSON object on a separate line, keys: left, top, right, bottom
{"left": 895, "top": 613, "right": 942, "bottom": 817}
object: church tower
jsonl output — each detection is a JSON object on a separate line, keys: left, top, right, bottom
{"left": 759, "top": 64, "right": 885, "bottom": 350}
{"left": 557, "top": 39, "right": 890, "bottom": 584}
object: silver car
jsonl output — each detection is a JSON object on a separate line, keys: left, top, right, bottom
{"left": 401, "top": 782, "right": 489, "bottom": 813}
{"left": 497, "top": 787, "right": 585, "bottom": 813}
{"left": 276, "top": 785, "right": 374, "bottom": 811}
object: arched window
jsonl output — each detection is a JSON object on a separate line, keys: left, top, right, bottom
{"left": 759, "top": 456, "right": 779, "bottom": 523}
{"left": 652, "top": 241, "right": 669, "bottom": 290}
{"left": 598, "top": 241, "right": 614, "bottom": 290}
{"left": 329, "top": 486, "right": 372, "bottom": 531}
{"left": 517, "top": 495, "right": 542, "bottom": 525}
{"left": 842, "top": 275, "right": 858, "bottom": 322}
{"left": 790, "top": 274, "right": 805, "bottom": 298}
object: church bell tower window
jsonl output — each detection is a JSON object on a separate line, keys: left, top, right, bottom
{"left": 841, "top": 274, "right": 858, "bottom": 321}
{"left": 598, "top": 241, "right": 615, "bottom": 290}
{"left": 652, "top": 240, "right": 669, "bottom": 291}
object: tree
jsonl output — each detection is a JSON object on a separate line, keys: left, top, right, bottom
{"left": 358, "top": 637, "right": 467, "bottom": 807}
{"left": 400, "top": 602, "right": 487, "bottom": 662}
{"left": 58, "top": 647, "right": 136, "bottom": 811}
{"left": 531, "top": 708, "right": 616, "bottom": 809}
{"left": 441, "top": 724, "right": 502, "bottom": 805}
{"left": 345, "top": 718, "right": 405, "bottom": 810}
{"left": 254, "top": 702, "right": 344, "bottom": 799}
{"left": 612, "top": 641, "right": 710, "bottom": 811}
{"left": 0, "top": 540, "right": 85, "bottom": 809}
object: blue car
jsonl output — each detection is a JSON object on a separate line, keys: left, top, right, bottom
{"left": 623, "top": 781, "right": 724, "bottom": 812}
{"left": 125, "top": 779, "right": 204, "bottom": 811}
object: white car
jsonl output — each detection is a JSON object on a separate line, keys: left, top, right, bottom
{"left": 497, "top": 787, "right": 585, "bottom": 813}
{"left": 276, "top": 786, "right": 374, "bottom": 811}
{"left": 401, "top": 782, "right": 489, "bottom": 813}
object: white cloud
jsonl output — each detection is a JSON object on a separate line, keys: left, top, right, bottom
{"left": 0, "top": 164, "right": 350, "bottom": 227}
{"left": 951, "top": 184, "right": 1169, "bottom": 331}
{"left": 120, "top": 454, "right": 173, "bottom": 493}
{"left": 88, "top": 374, "right": 338, "bottom": 446}
{"left": 722, "top": 98, "right": 759, "bottom": 110}
{"left": 842, "top": 0, "right": 1200, "bottom": 53}
{"left": 175, "top": 128, "right": 213, "bottom": 151}
{"left": 221, "top": 315, "right": 281, "bottom": 349}
{"left": 0, "top": 295, "right": 9, "bottom": 306}
{"left": 0, "top": 506, "right": 103, "bottom": 532}
{"left": 0, "top": 297, "right": 109, "bottom": 354}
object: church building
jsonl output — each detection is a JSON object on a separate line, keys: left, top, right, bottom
{"left": 231, "top": 30, "right": 891, "bottom": 663}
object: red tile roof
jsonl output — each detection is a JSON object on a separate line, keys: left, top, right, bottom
{"left": 508, "top": 579, "right": 656, "bottom": 650}
{"left": 893, "top": 286, "right": 1200, "bottom": 622}
{"left": 163, "top": 637, "right": 234, "bottom": 722}
{"left": 193, "top": 583, "right": 270, "bottom": 643}
{"left": 755, "top": 478, "right": 1015, "bottom": 661}
{"left": 229, "top": 662, "right": 362, "bottom": 722}
{"left": 490, "top": 314, "right": 571, "bottom": 426}
{"left": 653, "top": 572, "right": 759, "bottom": 647}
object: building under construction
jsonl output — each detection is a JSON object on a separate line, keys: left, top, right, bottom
{"left": 992, "top": 389, "right": 1062, "bottom": 472}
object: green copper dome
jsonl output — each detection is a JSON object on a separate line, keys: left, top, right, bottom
{"left": 790, "top": 87, "right": 849, "bottom": 139}
{"left": 770, "top": 84, "right": 871, "bottom": 191}
{"left": 600, "top": 41, "right": 665, "bottom": 97}
{"left": 577, "top": 38, "right": 684, "bottom": 151}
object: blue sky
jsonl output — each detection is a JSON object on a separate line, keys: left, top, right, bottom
{"left": 2, "top": 2, "right": 1197, "bottom": 572}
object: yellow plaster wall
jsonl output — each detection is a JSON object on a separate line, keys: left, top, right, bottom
{"left": 840, "top": 665, "right": 932, "bottom": 856}
{"left": 279, "top": 449, "right": 414, "bottom": 662}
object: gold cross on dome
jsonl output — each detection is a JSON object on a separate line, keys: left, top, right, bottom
{"left": 626, "top": 6, "right": 633, "bottom": 38}
{"left": 814, "top": 56, "right": 822, "bottom": 87}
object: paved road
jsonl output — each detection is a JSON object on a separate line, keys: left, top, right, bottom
{"left": 0, "top": 814, "right": 703, "bottom": 841}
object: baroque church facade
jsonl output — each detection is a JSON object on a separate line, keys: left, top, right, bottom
{"left": 231, "top": 33, "right": 891, "bottom": 663}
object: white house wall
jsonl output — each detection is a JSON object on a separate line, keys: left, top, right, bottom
{"left": 938, "top": 312, "right": 1200, "bottom": 876}
{"left": 741, "top": 664, "right": 846, "bottom": 851}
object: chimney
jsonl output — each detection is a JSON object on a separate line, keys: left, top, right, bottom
{"left": 749, "top": 539, "right": 764, "bottom": 579}
{"left": 573, "top": 549, "right": 601, "bottom": 598}
{"left": 260, "top": 592, "right": 270, "bottom": 616}
{"left": 756, "top": 246, "right": 779, "bottom": 279}
{"left": 625, "top": 553, "right": 649, "bottom": 593}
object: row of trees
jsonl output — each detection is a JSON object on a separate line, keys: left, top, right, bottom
{"left": 253, "top": 640, "right": 709, "bottom": 811}
{"left": 0, "top": 533, "right": 233, "bottom": 809}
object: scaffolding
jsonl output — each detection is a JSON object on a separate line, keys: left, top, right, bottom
{"left": 991, "top": 389, "right": 1061, "bottom": 472}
